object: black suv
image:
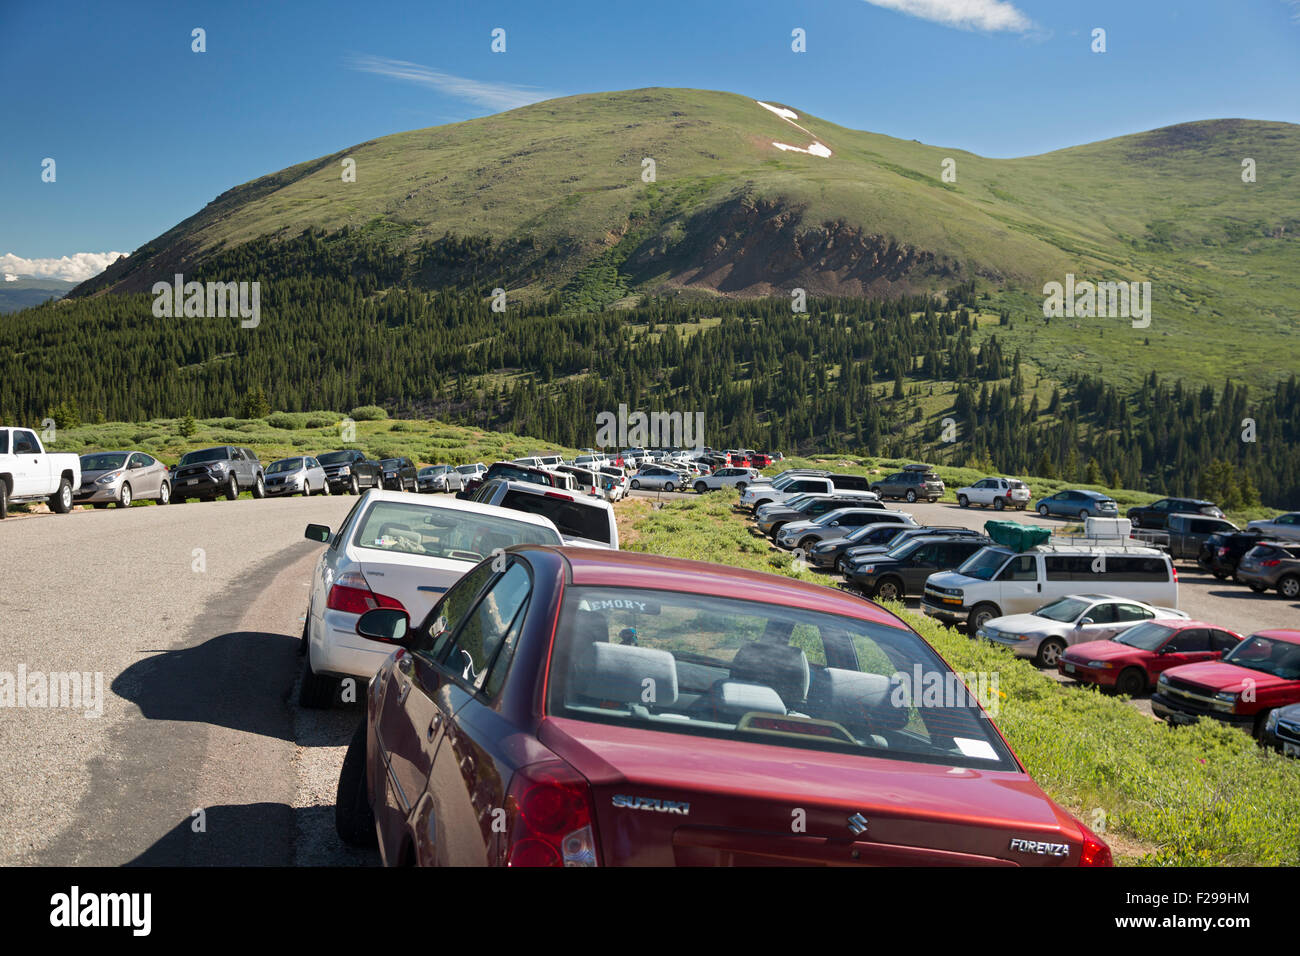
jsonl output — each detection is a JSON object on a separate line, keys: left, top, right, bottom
{"left": 1197, "top": 530, "right": 1274, "bottom": 580}
{"left": 316, "top": 449, "right": 383, "bottom": 495}
{"left": 870, "top": 465, "right": 945, "bottom": 502}
{"left": 1127, "top": 497, "right": 1223, "bottom": 529}
{"left": 377, "top": 457, "right": 418, "bottom": 491}
{"left": 171, "top": 446, "right": 265, "bottom": 502}
{"left": 837, "top": 525, "right": 986, "bottom": 575}
{"left": 843, "top": 533, "right": 992, "bottom": 601}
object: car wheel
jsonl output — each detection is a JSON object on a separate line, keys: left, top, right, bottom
{"left": 225, "top": 475, "right": 240, "bottom": 500}
{"left": 694, "top": 481, "right": 707, "bottom": 494}
{"left": 1078, "top": 509, "right": 1090, "bottom": 521}
{"left": 736, "top": 482, "right": 747, "bottom": 491}
{"left": 905, "top": 490, "right": 917, "bottom": 503}
{"left": 968, "top": 603, "right": 1000, "bottom": 632}
{"left": 798, "top": 536, "right": 818, "bottom": 553}
{"left": 1278, "top": 575, "right": 1300, "bottom": 600}
{"left": 630, "top": 479, "right": 640, "bottom": 490}
{"left": 1248, "top": 582, "right": 1269, "bottom": 594}
{"left": 158, "top": 482, "right": 171, "bottom": 505}
{"left": 1115, "top": 668, "right": 1147, "bottom": 697}
{"left": 1035, "top": 639, "right": 1067, "bottom": 668}
{"left": 113, "top": 483, "right": 132, "bottom": 508}
{"left": 958, "top": 495, "right": 969, "bottom": 508}
{"left": 664, "top": 481, "right": 675, "bottom": 492}
{"left": 321, "top": 479, "right": 330, "bottom": 496}
{"left": 252, "top": 474, "right": 266, "bottom": 499}
{"left": 0, "top": 481, "right": 8, "bottom": 519}
{"left": 873, "top": 577, "right": 903, "bottom": 602}
{"left": 49, "top": 478, "right": 73, "bottom": 514}
{"left": 1130, "top": 515, "right": 1142, "bottom": 528}
{"left": 993, "top": 497, "right": 1005, "bottom": 511}
{"left": 336, "top": 718, "right": 378, "bottom": 848}
{"left": 1038, "top": 504, "right": 1050, "bottom": 517}
{"left": 349, "top": 476, "right": 359, "bottom": 495}
{"left": 298, "top": 654, "right": 339, "bottom": 709}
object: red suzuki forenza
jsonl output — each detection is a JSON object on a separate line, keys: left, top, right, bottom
{"left": 335, "top": 546, "right": 1111, "bottom": 866}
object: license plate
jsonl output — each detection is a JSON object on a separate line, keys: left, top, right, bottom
{"left": 1284, "top": 743, "right": 1300, "bottom": 757}
{"left": 1063, "top": 663, "right": 1076, "bottom": 673}
{"left": 187, "top": 479, "right": 198, "bottom": 485}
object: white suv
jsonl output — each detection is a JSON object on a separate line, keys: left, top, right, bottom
{"left": 693, "top": 467, "right": 758, "bottom": 494}
{"left": 955, "top": 477, "right": 1032, "bottom": 511}
{"left": 471, "top": 479, "right": 618, "bottom": 549}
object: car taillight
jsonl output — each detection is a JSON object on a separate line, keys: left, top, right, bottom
{"left": 1261, "top": 559, "right": 1281, "bottom": 567}
{"left": 1217, "top": 547, "right": 1229, "bottom": 557}
{"left": 504, "top": 760, "right": 598, "bottom": 867}
{"left": 326, "top": 570, "right": 405, "bottom": 615}
{"left": 1079, "top": 829, "right": 1112, "bottom": 867}
{"left": 1171, "top": 566, "right": 1178, "bottom": 582}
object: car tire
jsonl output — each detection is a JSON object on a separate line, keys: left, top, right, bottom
{"left": 49, "top": 478, "right": 73, "bottom": 514}
{"left": 1248, "top": 582, "right": 1269, "bottom": 594}
{"left": 1038, "top": 504, "right": 1050, "bottom": 517}
{"left": 0, "top": 481, "right": 8, "bottom": 519}
{"left": 1278, "top": 575, "right": 1300, "bottom": 600}
{"left": 968, "top": 603, "right": 1000, "bottom": 632}
{"left": 798, "top": 536, "right": 818, "bottom": 553}
{"left": 993, "top": 497, "right": 1005, "bottom": 511}
{"left": 1130, "top": 515, "right": 1142, "bottom": 528}
{"left": 1115, "top": 668, "right": 1147, "bottom": 697}
{"left": 958, "top": 495, "right": 969, "bottom": 508}
{"left": 349, "top": 476, "right": 359, "bottom": 495}
{"left": 252, "top": 474, "right": 266, "bottom": 499}
{"left": 1035, "top": 638, "right": 1067, "bottom": 668}
{"left": 664, "top": 481, "right": 674, "bottom": 492}
{"left": 630, "top": 479, "right": 640, "bottom": 490}
{"left": 225, "top": 475, "right": 240, "bottom": 500}
{"left": 873, "top": 577, "right": 904, "bottom": 602}
{"left": 905, "top": 490, "right": 917, "bottom": 503}
{"left": 736, "top": 482, "right": 747, "bottom": 491}
{"left": 335, "top": 718, "right": 378, "bottom": 848}
{"left": 694, "top": 481, "right": 707, "bottom": 494}
{"left": 1078, "top": 510, "right": 1090, "bottom": 521}
{"left": 158, "top": 482, "right": 171, "bottom": 505}
{"left": 115, "top": 482, "right": 132, "bottom": 508}
{"left": 298, "top": 654, "right": 340, "bottom": 709}
{"left": 321, "top": 479, "right": 330, "bottom": 496}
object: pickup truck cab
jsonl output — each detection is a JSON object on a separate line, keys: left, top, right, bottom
{"left": 0, "top": 427, "right": 81, "bottom": 517}
{"left": 1152, "top": 629, "right": 1300, "bottom": 738}
{"left": 317, "top": 449, "right": 383, "bottom": 495}
{"left": 1132, "top": 512, "right": 1238, "bottom": 560}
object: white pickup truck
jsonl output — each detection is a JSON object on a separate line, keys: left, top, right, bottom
{"left": 0, "top": 426, "right": 81, "bottom": 518}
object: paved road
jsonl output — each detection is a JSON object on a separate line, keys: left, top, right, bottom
{"left": 0, "top": 495, "right": 375, "bottom": 865}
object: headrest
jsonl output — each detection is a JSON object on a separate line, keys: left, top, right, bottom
{"left": 573, "top": 643, "right": 679, "bottom": 706}
{"left": 731, "top": 642, "right": 810, "bottom": 708}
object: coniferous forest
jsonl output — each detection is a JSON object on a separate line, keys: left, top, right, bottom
{"left": 3, "top": 229, "right": 1296, "bottom": 508}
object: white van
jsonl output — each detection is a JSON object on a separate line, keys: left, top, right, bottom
{"left": 921, "top": 543, "right": 1176, "bottom": 631}
{"left": 470, "top": 479, "right": 618, "bottom": 549}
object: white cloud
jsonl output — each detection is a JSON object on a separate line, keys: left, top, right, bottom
{"left": 347, "top": 55, "right": 556, "bottom": 111}
{"left": 862, "top": 0, "right": 1033, "bottom": 32}
{"left": 0, "top": 252, "right": 127, "bottom": 283}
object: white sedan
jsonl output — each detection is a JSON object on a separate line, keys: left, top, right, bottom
{"left": 692, "top": 467, "right": 758, "bottom": 493}
{"left": 1246, "top": 512, "right": 1300, "bottom": 542}
{"left": 297, "top": 489, "right": 562, "bottom": 707}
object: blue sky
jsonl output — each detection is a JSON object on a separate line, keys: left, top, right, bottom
{"left": 3, "top": 0, "right": 1297, "bottom": 277}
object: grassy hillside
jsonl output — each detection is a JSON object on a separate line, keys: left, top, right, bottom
{"left": 68, "top": 88, "right": 1300, "bottom": 388}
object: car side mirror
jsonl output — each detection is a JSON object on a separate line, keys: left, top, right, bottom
{"left": 304, "top": 523, "right": 331, "bottom": 543}
{"left": 1078, "top": 617, "right": 1095, "bottom": 627}
{"left": 356, "top": 608, "right": 410, "bottom": 646}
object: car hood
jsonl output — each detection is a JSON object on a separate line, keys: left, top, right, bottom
{"left": 925, "top": 571, "right": 980, "bottom": 591}
{"left": 79, "top": 468, "right": 122, "bottom": 482}
{"left": 1064, "top": 640, "right": 1141, "bottom": 662}
{"left": 1162, "top": 660, "right": 1295, "bottom": 693}
{"left": 985, "top": 614, "right": 1067, "bottom": 637}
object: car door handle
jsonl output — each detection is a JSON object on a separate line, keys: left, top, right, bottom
{"left": 427, "top": 713, "right": 442, "bottom": 741}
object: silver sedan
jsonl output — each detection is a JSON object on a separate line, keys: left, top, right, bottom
{"left": 75, "top": 451, "right": 172, "bottom": 507}
{"left": 264, "top": 456, "right": 330, "bottom": 496}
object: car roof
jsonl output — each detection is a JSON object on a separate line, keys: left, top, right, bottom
{"left": 1251, "top": 630, "right": 1300, "bottom": 644}
{"left": 537, "top": 547, "right": 910, "bottom": 629}
{"left": 494, "top": 479, "right": 614, "bottom": 511}
{"left": 357, "top": 488, "right": 564, "bottom": 530}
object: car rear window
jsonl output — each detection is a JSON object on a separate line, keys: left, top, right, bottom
{"left": 499, "top": 489, "right": 611, "bottom": 544}
{"left": 351, "top": 500, "right": 561, "bottom": 560}
{"left": 547, "top": 587, "right": 1016, "bottom": 770}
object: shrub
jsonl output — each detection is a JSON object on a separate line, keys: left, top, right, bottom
{"left": 267, "top": 412, "right": 298, "bottom": 430}
{"left": 349, "top": 405, "right": 388, "bottom": 421}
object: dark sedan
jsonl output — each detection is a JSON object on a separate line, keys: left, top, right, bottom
{"left": 1127, "top": 496, "right": 1223, "bottom": 529}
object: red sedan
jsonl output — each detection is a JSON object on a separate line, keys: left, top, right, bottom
{"left": 1058, "top": 620, "right": 1244, "bottom": 696}
{"left": 335, "top": 546, "right": 1110, "bottom": 866}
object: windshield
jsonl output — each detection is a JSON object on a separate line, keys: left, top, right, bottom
{"left": 179, "top": 448, "right": 229, "bottom": 465}
{"left": 1114, "top": 622, "right": 1176, "bottom": 650}
{"left": 956, "top": 547, "right": 1011, "bottom": 581}
{"left": 1222, "top": 635, "right": 1300, "bottom": 679}
{"left": 1033, "top": 597, "right": 1090, "bottom": 623}
{"left": 351, "top": 500, "right": 561, "bottom": 560}
{"left": 885, "top": 539, "right": 923, "bottom": 560}
{"left": 80, "top": 453, "right": 127, "bottom": 471}
{"left": 317, "top": 451, "right": 355, "bottom": 465}
{"left": 499, "top": 489, "right": 610, "bottom": 543}
{"left": 267, "top": 458, "right": 304, "bottom": 474}
{"left": 380, "top": 459, "right": 403, "bottom": 469}
{"left": 547, "top": 587, "right": 1016, "bottom": 770}
{"left": 455, "top": 464, "right": 480, "bottom": 475}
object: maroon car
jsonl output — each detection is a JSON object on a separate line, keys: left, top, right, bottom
{"left": 1059, "top": 620, "right": 1244, "bottom": 696}
{"left": 336, "top": 547, "right": 1111, "bottom": 866}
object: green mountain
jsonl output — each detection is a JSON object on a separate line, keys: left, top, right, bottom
{"left": 0, "top": 277, "right": 77, "bottom": 314}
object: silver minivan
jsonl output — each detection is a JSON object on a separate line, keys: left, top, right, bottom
{"left": 921, "top": 543, "right": 1177, "bottom": 631}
